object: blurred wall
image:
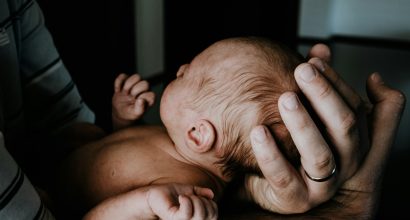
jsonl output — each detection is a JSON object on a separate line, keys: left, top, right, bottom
{"left": 135, "top": 0, "right": 164, "bottom": 78}
{"left": 299, "top": 0, "right": 410, "bottom": 41}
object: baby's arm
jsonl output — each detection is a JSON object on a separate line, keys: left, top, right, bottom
{"left": 112, "top": 73, "right": 155, "bottom": 130}
{"left": 83, "top": 183, "right": 217, "bottom": 220}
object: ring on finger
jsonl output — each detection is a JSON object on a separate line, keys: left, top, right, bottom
{"left": 304, "top": 164, "right": 337, "bottom": 182}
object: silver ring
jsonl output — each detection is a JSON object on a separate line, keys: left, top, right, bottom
{"left": 305, "top": 165, "right": 337, "bottom": 182}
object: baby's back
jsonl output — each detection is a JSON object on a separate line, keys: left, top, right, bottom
{"left": 56, "top": 125, "right": 218, "bottom": 212}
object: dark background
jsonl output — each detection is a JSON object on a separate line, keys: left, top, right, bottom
{"left": 36, "top": 0, "right": 299, "bottom": 132}
{"left": 37, "top": 0, "right": 136, "bottom": 132}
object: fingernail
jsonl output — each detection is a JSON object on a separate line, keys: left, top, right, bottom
{"left": 251, "top": 126, "right": 267, "bottom": 144}
{"left": 300, "top": 64, "right": 316, "bottom": 83}
{"left": 371, "top": 72, "right": 384, "bottom": 84}
{"left": 310, "top": 58, "right": 326, "bottom": 72}
{"left": 282, "top": 93, "right": 299, "bottom": 111}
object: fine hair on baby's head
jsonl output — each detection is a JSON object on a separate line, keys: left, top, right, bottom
{"left": 186, "top": 36, "right": 304, "bottom": 177}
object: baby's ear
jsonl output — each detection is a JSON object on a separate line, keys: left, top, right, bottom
{"left": 185, "top": 119, "right": 216, "bottom": 153}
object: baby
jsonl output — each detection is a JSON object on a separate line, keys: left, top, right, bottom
{"left": 55, "top": 36, "right": 303, "bottom": 219}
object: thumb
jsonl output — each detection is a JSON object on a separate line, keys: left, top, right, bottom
{"left": 358, "top": 72, "right": 406, "bottom": 184}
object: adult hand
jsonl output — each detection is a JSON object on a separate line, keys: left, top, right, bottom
{"left": 244, "top": 44, "right": 406, "bottom": 216}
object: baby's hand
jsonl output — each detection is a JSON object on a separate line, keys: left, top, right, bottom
{"left": 147, "top": 183, "right": 218, "bottom": 220}
{"left": 112, "top": 73, "right": 155, "bottom": 129}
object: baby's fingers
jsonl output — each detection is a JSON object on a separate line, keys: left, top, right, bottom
{"left": 132, "top": 92, "right": 155, "bottom": 114}
{"left": 188, "top": 196, "right": 217, "bottom": 220}
{"left": 199, "top": 197, "right": 218, "bottom": 220}
{"left": 122, "top": 74, "right": 142, "bottom": 93}
{"left": 174, "top": 195, "right": 193, "bottom": 220}
{"left": 139, "top": 92, "right": 155, "bottom": 107}
{"left": 114, "top": 73, "right": 128, "bottom": 92}
{"left": 132, "top": 99, "right": 145, "bottom": 115}
{"left": 130, "top": 80, "right": 150, "bottom": 97}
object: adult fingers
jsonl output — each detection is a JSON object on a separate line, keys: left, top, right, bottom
{"left": 307, "top": 43, "right": 331, "bottom": 62}
{"left": 308, "top": 44, "right": 364, "bottom": 114}
{"left": 308, "top": 57, "right": 362, "bottom": 110}
{"left": 114, "top": 73, "right": 128, "bottom": 92}
{"left": 293, "top": 63, "right": 362, "bottom": 179}
{"left": 359, "top": 73, "right": 406, "bottom": 183}
{"left": 278, "top": 92, "right": 338, "bottom": 203}
{"left": 279, "top": 92, "right": 335, "bottom": 178}
{"left": 250, "top": 126, "right": 309, "bottom": 213}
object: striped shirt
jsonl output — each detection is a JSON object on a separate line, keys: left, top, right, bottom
{"left": 1, "top": 0, "right": 95, "bottom": 219}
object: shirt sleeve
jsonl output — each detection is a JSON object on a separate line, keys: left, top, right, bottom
{"left": 0, "top": 132, "right": 55, "bottom": 220}
{"left": 17, "top": 0, "right": 95, "bottom": 135}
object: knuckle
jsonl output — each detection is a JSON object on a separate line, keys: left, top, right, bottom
{"left": 311, "top": 154, "right": 333, "bottom": 172}
{"left": 256, "top": 153, "right": 278, "bottom": 167}
{"left": 270, "top": 171, "right": 293, "bottom": 188}
{"left": 339, "top": 111, "right": 357, "bottom": 134}
{"left": 316, "top": 82, "right": 333, "bottom": 100}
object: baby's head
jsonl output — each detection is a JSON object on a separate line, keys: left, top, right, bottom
{"left": 160, "top": 37, "right": 304, "bottom": 180}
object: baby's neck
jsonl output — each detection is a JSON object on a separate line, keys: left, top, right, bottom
{"left": 165, "top": 141, "right": 231, "bottom": 184}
